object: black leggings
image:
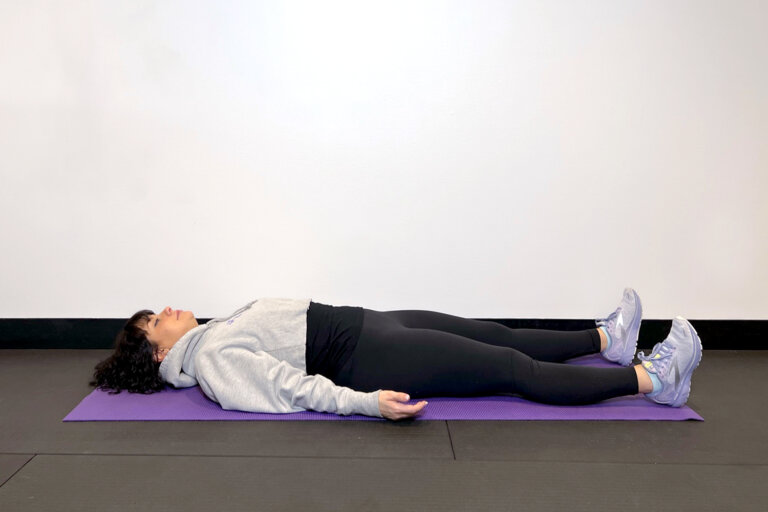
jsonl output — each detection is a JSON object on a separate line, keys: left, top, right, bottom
{"left": 333, "top": 308, "right": 639, "bottom": 405}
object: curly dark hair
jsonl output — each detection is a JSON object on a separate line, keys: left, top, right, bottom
{"left": 88, "top": 309, "right": 169, "bottom": 395}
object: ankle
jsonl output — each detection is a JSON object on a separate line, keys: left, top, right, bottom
{"left": 597, "top": 327, "right": 609, "bottom": 352}
{"left": 634, "top": 364, "right": 654, "bottom": 394}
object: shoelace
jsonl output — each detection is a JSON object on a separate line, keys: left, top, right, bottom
{"left": 595, "top": 307, "right": 621, "bottom": 339}
{"left": 637, "top": 342, "right": 675, "bottom": 378}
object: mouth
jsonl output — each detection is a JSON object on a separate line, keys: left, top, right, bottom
{"left": 176, "top": 310, "right": 180, "bottom": 319}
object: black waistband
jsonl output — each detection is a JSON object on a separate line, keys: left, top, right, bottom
{"left": 305, "top": 301, "right": 364, "bottom": 380}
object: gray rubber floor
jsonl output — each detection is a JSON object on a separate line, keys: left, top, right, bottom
{"left": 0, "top": 349, "right": 765, "bottom": 511}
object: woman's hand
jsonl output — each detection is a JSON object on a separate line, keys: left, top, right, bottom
{"left": 378, "top": 390, "right": 428, "bottom": 421}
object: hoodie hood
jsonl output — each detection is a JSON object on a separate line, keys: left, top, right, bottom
{"left": 158, "top": 299, "right": 259, "bottom": 388}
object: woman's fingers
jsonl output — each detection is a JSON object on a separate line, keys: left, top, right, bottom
{"left": 379, "top": 390, "right": 428, "bottom": 420}
{"left": 397, "top": 400, "right": 428, "bottom": 419}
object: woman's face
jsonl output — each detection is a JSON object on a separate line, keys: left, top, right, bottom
{"left": 144, "top": 306, "right": 199, "bottom": 359}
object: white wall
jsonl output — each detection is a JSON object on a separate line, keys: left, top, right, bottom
{"left": 1, "top": 0, "right": 765, "bottom": 320}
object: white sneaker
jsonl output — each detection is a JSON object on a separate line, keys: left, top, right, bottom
{"left": 638, "top": 316, "right": 703, "bottom": 408}
{"left": 596, "top": 287, "right": 643, "bottom": 366}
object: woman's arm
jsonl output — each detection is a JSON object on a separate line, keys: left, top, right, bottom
{"left": 194, "top": 346, "right": 383, "bottom": 417}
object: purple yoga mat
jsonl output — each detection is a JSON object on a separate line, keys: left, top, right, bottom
{"left": 64, "top": 354, "right": 703, "bottom": 421}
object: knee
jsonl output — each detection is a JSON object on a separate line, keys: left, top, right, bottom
{"left": 509, "top": 349, "right": 541, "bottom": 383}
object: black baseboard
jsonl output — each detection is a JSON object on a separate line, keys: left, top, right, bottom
{"left": 0, "top": 318, "right": 763, "bottom": 350}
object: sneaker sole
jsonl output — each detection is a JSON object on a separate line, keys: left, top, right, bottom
{"left": 619, "top": 289, "right": 642, "bottom": 366}
{"left": 670, "top": 316, "right": 703, "bottom": 407}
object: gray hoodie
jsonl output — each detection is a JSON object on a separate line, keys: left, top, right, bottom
{"left": 158, "top": 297, "right": 383, "bottom": 418}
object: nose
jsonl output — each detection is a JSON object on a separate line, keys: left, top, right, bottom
{"left": 165, "top": 306, "right": 173, "bottom": 315}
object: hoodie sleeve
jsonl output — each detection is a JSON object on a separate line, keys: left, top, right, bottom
{"left": 194, "top": 346, "right": 383, "bottom": 418}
